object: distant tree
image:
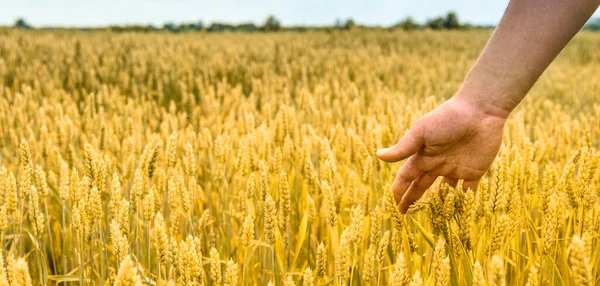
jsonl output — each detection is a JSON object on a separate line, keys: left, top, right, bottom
{"left": 426, "top": 12, "right": 462, "bottom": 30}
{"left": 163, "top": 22, "right": 177, "bottom": 32}
{"left": 263, "top": 15, "right": 281, "bottom": 32}
{"left": 177, "top": 23, "right": 188, "bottom": 31}
{"left": 179, "top": 21, "right": 204, "bottom": 31}
{"left": 14, "top": 18, "right": 31, "bottom": 29}
{"left": 585, "top": 17, "right": 600, "bottom": 30}
{"left": 193, "top": 21, "right": 204, "bottom": 30}
{"left": 344, "top": 18, "right": 356, "bottom": 30}
{"left": 207, "top": 23, "right": 236, "bottom": 32}
{"left": 109, "top": 24, "right": 158, "bottom": 33}
{"left": 426, "top": 17, "right": 445, "bottom": 30}
{"left": 444, "top": 12, "right": 460, "bottom": 29}
{"left": 237, "top": 23, "right": 258, "bottom": 32}
{"left": 393, "top": 17, "right": 418, "bottom": 31}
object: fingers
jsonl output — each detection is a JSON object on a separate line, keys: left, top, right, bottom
{"left": 376, "top": 127, "right": 423, "bottom": 162}
{"left": 399, "top": 172, "right": 438, "bottom": 214}
{"left": 391, "top": 158, "right": 421, "bottom": 203}
{"left": 391, "top": 154, "right": 443, "bottom": 205}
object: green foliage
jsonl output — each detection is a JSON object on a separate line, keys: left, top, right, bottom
{"left": 344, "top": 18, "right": 356, "bottom": 30}
{"left": 14, "top": 18, "right": 31, "bottom": 29}
{"left": 426, "top": 12, "right": 463, "bottom": 30}
{"left": 392, "top": 17, "right": 418, "bottom": 31}
{"left": 444, "top": 12, "right": 460, "bottom": 29}
{"left": 263, "top": 15, "right": 281, "bottom": 32}
{"left": 6, "top": 11, "right": 489, "bottom": 33}
{"left": 205, "top": 22, "right": 258, "bottom": 32}
{"left": 585, "top": 17, "right": 600, "bottom": 31}
{"left": 426, "top": 17, "right": 445, "bottom": 30}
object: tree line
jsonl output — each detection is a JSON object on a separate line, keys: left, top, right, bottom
{"left": 10, "top": 13, "right": 600, "bottom": 33}
{"left": 9, "top": 12, "right": 500, "bottom": 33}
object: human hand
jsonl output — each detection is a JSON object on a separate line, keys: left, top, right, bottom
{"left": 376, "top": 96, "right": 507, "bottom": 213}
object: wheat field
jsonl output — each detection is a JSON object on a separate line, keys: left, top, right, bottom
{"left": 0, "top": 29, "right": 599, "bottom": 285}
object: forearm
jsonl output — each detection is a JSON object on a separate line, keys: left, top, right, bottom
{"left": 455, "top": 0, "right": 600, "bottom": 119}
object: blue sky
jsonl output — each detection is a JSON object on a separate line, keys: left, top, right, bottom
{"left": 1, "top": 0, "right": 599, "bottom": 27}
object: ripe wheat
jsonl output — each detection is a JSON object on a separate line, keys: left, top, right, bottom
{"left": 0, "top": 29, "right": 599, "bottom": 285}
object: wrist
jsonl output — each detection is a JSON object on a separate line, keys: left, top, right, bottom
{"left": 452, "top": 89, "right": 513, "bottom": 121}
{"left": 455, "top": 63, "right": 528, "bottom": 120}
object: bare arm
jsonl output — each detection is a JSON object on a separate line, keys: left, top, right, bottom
{"left": 458, "top": 0, "right": 600, "bottom": 118}
{"left": 377, "top": 0, "right": 600, "bottom": 213}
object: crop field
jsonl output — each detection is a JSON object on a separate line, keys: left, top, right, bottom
{"left": 0, "top": 29, "right": 599, "bottom": 285}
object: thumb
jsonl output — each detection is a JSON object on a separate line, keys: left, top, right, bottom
{"left": 377, "top": 126, "right": 423, "bottom": 162}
